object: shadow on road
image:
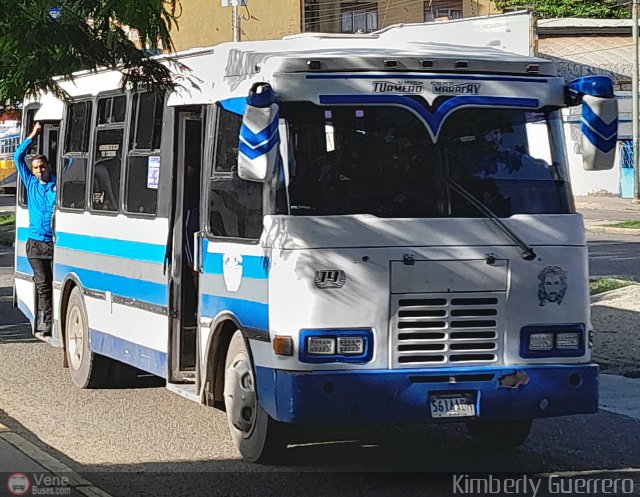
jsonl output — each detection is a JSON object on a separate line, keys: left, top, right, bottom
{"left": 2, "top": 406, "right": 640, "bottom": 497}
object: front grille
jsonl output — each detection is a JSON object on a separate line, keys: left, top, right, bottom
{"left": 391, "top": 293, "right": 504, "bottom": 368}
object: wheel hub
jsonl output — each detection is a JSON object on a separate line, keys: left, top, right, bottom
{"left": 224, "top": 355, "right": 256, "bottom": 433}
{"left": 67, "top": 306, "right": 84, "bottom": 370}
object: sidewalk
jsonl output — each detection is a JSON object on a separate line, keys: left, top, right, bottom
{"left": 575, "top": 195, "right": 640, "bottom": 235}
{"left": 0, "top": 423, "right": 108, "bottom": 497}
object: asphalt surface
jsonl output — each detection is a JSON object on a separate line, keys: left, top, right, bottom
{"left": 587, "top": 232, "right": 640, "bottom": 281}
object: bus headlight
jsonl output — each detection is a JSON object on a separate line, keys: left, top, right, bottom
{"left": 529, "top": 333, "right": 553, "bottom": 351}
{"left": 556, "top": 332, "right": 581, "bottom": 349}
{"left": 337, "top": 337, "right": 365, "bottom": 355}
{"left": 300, "top": 329, "right": 373, "bottom": 363}
{"left": 520, "top": 325, "right": 585, "bottom": 358}
{"left": 307, "top": 337, "right": 336, "bottom": 355}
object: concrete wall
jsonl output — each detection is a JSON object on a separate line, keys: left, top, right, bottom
{"left": 171, "top": 0, "right": 301, "bottom": 50}
{"left": 463, "top": 0, "right": 498, "bottom": 17}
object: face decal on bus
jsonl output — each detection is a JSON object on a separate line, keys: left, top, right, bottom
{"left": 537, "top": 266, "right": 568, "bottom": 306}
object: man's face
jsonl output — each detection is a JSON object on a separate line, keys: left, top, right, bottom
{"left": 31, "top": 159, "right": 50, "bottom": 182}
{"left": 544, "top": 274, "right": 563, "bottom": 301}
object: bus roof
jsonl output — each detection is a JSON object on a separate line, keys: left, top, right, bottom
{"left": 43, "top": 19, "right": 556, "bottom": 108}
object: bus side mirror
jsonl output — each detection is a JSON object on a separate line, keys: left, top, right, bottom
{"left": 237, "top": 83, "right": 279, "bottom": 182}
{"left": 566, "top": 76, "right": 617, "bottom": 171}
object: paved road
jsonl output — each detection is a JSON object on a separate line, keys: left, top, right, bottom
{"left": 587, "top": 232, "right": 640, "bottom": 281}
{"left": 0, "top": 194, "right": 15, "bottom": 213}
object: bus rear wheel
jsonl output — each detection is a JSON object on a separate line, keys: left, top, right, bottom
{"left": 223, "top": 330, "right": 286, "bottom": 464}
{"left": 65, "top": 287, "right": 110, "bottom": 388}
{"left": 466, "top": 419, "right": 533, "bottom": 449}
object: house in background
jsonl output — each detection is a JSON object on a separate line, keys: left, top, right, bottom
{"left": 169, "top": 0, "right": 498, "bottom": 50}
{"left": 536, "top": 19, "right": 633, "bottom": 197}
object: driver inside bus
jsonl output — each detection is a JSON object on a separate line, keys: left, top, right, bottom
{"left": 14, "top": 122, "right": 56, "bottom": 336}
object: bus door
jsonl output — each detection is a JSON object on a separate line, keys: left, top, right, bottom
{"left": 169, "top": 106, "right": 204, "bottom": 384}
{"left": 14, "top": 108, "right": 60, "bottom": 332}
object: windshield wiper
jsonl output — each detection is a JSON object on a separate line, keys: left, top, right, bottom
{"left": 444, "top": 178, "right": 537, "bottom": 261}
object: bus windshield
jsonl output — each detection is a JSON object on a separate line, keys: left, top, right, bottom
{"left": 281, "top": 102, "right": 572, "bottom": 218}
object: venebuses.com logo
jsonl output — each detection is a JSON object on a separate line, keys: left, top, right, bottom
{"left": 7, "top": 473, "right": 30, "bottom": 496}
{"left": 6, "top": 472, "right": 71, "bottom": 496}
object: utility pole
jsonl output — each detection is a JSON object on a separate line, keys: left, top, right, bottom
{"left": 634, "top": 0, "right": 640, "bottom": 201}
{"left": 232, "top": 3, "right": 241, "bottom": 42}
{"left": 222, "top": 0, "right": 242, "bottom": 42}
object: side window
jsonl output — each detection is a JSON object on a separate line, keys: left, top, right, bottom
{"left": 61, "top": 101, "right": 92, "bottom": 210}
{"left": 91, "top": 95, "right": 125, "bottom": 212}
{"left": 209, "top": 105, "right": 263, "bottom": 239}
{"left": 124, "top": 92, "right": 164, "bottom": 215}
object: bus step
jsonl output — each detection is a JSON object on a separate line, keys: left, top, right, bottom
{"left": 166, "top": 382, "right": 200, "bottom": 403}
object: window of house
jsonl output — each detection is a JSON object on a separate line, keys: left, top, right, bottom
{"left": 208, "top": 105, "right": 263, "bottom": 239}
{"left": 340, "top": 3, "right": 378, "bottom": 33}
{"left": 424, "top": 0, "right": 462, "bottom": 21}
{"left": 91, "top": 95, "right": 125, "bottom": 212}
{"left": 304, "top": 0, "right": 321, "bottom": 32}
{"left": 124, "top": 92, "right": 164, "bottom": 215}
{"left": 60, "top": 101, "right": 92, "bottom": 210}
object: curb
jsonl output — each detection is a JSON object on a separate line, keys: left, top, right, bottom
{"left": 0, "top": 423, "right": 113, "bottom": 497}
{"left": 585, "top": 225, "right": 640, "bottom": 236}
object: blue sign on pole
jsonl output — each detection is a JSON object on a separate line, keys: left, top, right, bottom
{"left": 48, "top": 7, "right": 62, "bottom": 19}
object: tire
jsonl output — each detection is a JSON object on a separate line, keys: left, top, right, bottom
{"left": 224, "top": 330, "right": 287, "bottom": 463}
{"left": 65, "top": 287, "right": 111, "bottom": 388}
{"left": 466, "top": 419, "right": 533, "bottom": 450}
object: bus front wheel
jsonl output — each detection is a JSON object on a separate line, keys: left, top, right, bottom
{"left": 65, "top": 287, "right": 110, "bottom": 388}
{"left": 223, "top": 330, "right": 286, "bottom": 463}
{"left": 466, "top": 419, "right": 533, "bottom": 450}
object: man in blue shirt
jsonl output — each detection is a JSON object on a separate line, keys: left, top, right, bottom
{"left": 14, "top": 122, "right": 56, "bottom": 336}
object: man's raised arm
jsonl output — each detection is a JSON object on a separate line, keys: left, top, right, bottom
{"left": 13, "top": 123, "right": 42, "bottom": 184}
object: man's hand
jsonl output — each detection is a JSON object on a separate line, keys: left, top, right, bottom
{"left": 28, "top": 122, "right": 42, "bottom": 140}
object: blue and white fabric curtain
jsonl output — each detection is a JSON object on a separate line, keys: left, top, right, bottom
{"left": 238, "top": 83, "right": 280, "bottom": 181}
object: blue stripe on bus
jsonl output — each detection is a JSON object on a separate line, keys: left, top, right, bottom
{"left": 202, "top": 249, "right": 269, "bottom": 279}
{"left": 55, "top": 232, "right": 166, "bottom": 264}
{"left": 89, "top": 328, "right": 168, "bottom": 378}
{"left": 319, "top": 94, "right": 539, "bottom": 138}
{"left": 306, "top": 74, "right": 550, "bottom": 83}
{"left": 54, "top": 264, "right": 168, "bottom": 307}
{"left": 200, "top": 294, "right": 269, "bottom": 331}
{"left": 16, "top": 256, "right": 33, "bottom": 276}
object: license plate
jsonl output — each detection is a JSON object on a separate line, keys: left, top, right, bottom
{"left": 429, "top": 393, "right": 476, "bottom": 418}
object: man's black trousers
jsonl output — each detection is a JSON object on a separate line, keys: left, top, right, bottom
{"left": 26, "top": 239, "right": 54, "bottom": 330}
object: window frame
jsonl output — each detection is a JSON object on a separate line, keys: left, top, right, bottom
{"left": 88, "top": 91, "right": 128, "bottom": 216}
{"left": 340, "top": 2, "right": 378, "bottom": 33}
{"left": 17, "top": 105, "right": 41, "bottom": 208}
{"left": 204, "top": 103, "right": 265, "bottom": 243}
{"left": 122, "top": 91, "right": 166, "bottom": 219}
{"left": 58, "top": 98, "right": 94, "bottom": 213}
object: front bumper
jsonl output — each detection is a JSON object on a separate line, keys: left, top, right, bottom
{"left": 255, "top": 364, "right": 598, "bottom": 424}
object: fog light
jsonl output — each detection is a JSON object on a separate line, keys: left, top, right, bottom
{"left": 557, "top": 332, "right": 580, "bottom": 349}
{"left": 529, "top": 333, "right": 553, "bottom": 351}
{"left": 337, "top": 337, "right": 364, "bottom": 355}
{"left": 307, "top": 337, "right": 335, "bottom": 355}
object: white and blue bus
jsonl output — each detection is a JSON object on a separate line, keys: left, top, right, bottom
{"left": 14, "top": 27, "right": 617, "bottom": 463}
